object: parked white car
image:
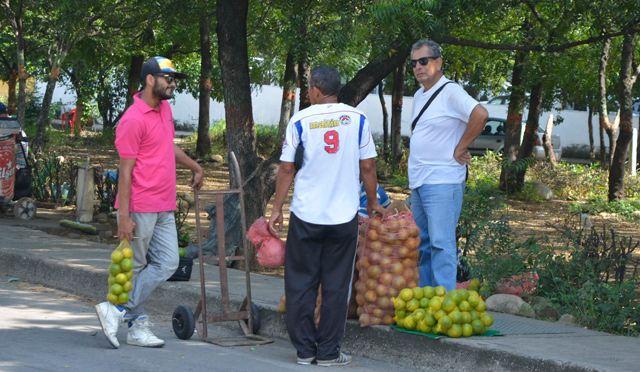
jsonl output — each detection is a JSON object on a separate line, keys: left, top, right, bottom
{"left": 469, "top": 117, "right": 562, "bottom": 160}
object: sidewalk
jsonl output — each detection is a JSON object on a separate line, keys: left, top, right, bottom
{"left": 1, "top": 218, "right": 638, "bottom": 372}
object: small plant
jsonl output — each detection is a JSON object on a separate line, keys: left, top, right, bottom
{"left": 175, "top": 195, "right": 194, "bottom": 248}
{"left": 569, "top": 196, "right": 640, "bottom": 220}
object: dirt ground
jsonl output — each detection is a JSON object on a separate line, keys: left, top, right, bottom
{"left": 10, "top": 134, "right": 640, "bottom": 269}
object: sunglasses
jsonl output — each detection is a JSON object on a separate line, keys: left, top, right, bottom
{"left": 154, "top": 74, "right": 176, "bottom": 83}
{"left": 410, "top": 56, "right": 438, "bottom": 68}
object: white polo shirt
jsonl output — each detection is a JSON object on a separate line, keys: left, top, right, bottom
{"left": 280, "top": 103, "right": 377, "bottom": 225}
{"left": 409, "top": 77, "right": 479, "bottom": 188}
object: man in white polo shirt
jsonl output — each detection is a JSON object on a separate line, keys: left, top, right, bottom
{"left": 409, "top": 40, "right": 488, "bottom": 291}
{"left": 269, "top": 66, "right": 385, "bottom": 367}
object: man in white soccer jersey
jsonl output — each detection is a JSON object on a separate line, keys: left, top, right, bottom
{"left": 268, "top": 65, "right": 385, "bottom": 367}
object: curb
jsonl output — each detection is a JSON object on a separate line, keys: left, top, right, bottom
{"left": 0, "top": 247, "right": 602, "bottom": 372}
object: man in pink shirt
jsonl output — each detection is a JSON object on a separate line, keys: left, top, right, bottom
{"left": 96, "top": 56, "right": 204, "bottom": 349}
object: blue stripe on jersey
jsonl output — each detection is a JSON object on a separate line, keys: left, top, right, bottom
{"left": 294, "top": 120, "right": 303, "bottom": 146}
{"left": 359, "top": 114, "right": 365, "bottom": 145}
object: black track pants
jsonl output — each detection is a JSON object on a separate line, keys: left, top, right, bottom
{"left": 284, "top": 212, "right": 358, "bottom": 360}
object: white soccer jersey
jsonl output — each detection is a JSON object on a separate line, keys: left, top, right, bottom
{"left": 280, "top": 103, "right": 377, "bottom": 225}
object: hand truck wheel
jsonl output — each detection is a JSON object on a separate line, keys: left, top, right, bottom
{"left": 172, "top": 305, "right": 195, "bottom": 340}
{"left": 241, "top": 302, "right": 261, "bottom": 335}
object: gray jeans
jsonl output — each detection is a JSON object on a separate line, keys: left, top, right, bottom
{"left": 118, "top": 211, "right": 179, "bottom": 317}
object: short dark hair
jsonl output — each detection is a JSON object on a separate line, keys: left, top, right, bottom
{"left": 411, "top": 39, "right": 442, "bottom": 59}
{"left": 309, "top": 66, "right": 341, "bottom": 97}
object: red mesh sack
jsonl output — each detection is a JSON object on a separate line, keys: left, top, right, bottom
{"left": 247, "top": 217, "right": 285, "bottom": 268}
{"left": 354, "top": 211, "right": 420, "bottom": 327}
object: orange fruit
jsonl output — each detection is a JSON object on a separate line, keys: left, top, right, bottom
{"left": 470, "top": 310, "right": 480, "bottom": 322}
{"left": 110, "top": 283, "right": 123, "bottom": 295}
{"left": 120, "top": 258, "right": 134, "bottom": 272}
{"left": 393, "top": 297, "right": 406, "bottom": 310}
{"left": 109, "top": 263, "right": 122, "bottom": 276}
{"left": 441, "top": 297, "right": 456, "bottom": 313}
{"left": 107, "top": 292, "right": 119, "bottom": 305}
{"left": 419, "top": 297, "right": 430, "bottom": 308}
{"left": 471, "top": 319, "right": 486, "bottom": 335}
{"left": 434, "top": 309, "right": 447, "bottom": 321}
{"left": 122, "top": 247, "right": 134, "bottom": 258}
{"left": 125, "top": 270, "right": 134, "bottom": 280}
{"left": 111, "top": 250, "right": 124, "bottom": 263}
{"left": 475, "top": 300, "right": 487, "bottom": 312}
{"left": 118, "top": 292, "right": 129, "bottom": 304}
{"left": 393, "top": 316, "right": 405, "bottom": 328}
{"left": 412, "top": 287, "right": 424, "bottom": 300}
{"left": 461, "top": 323, "right": 473, "bottom": 337}
{"left": 459, "top": 300, "right": 471, "bottom": 312}
{"left": 399, "top": 288, "right": 414, "bottom": 302}
{"left": 403, "top": 315, "right": 417, "bottom": 330}
{"left": 425, "top": 313, "right": 437, "bottom": 327}
{"left": 428, "top": 297, "right": 442, "bottom": 311}
{"left": 449, "top": 311, "right": 462, "bottom": 324}
{"left": 406, "top": 298, "right": 420, "bottom": 312}
{"left": 395, "top": 309, "right": 406, "bottom": 318}
{"left": 434, "top": 286, "right": 446, "bottom": 297}
{"left": 481, "top": 313, "right": 494, "bottom": 327}
{"left": 448, "top": 324, "right": 462, "bottom": 338}
{"left": 468, "top": 294, "right": 481, "bottom": 308}
{"left": 457, "top": 289, "right": 469, "bottom": 301}
{"left": 413, "top": 308, "right": 426, "bottom": 321}
{"left": 422, "top": 286, "right": 435, "bottom": 299}
{"left": 417, "top": 320, "right": 431, "bottom": 334}
{"left": 123, "top": 281, "right": 133, "bottom": 292}
{"left": 108, "top": 275, "right": 116, "bottom": 286}
{"left": 115, "top": 273, "right": 127, "bottom": 285}
{"left": 461, "top": 311, "right": 472, "bottom": 324}
{"left": 438, "top": 315, "right": 452, "bottom": 330}
{"left": 446, "top": 290, "right": 461, "bottom": 304}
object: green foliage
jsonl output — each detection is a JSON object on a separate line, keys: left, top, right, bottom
{"left": 536, "top": 221, "right": 640, "bottom": 336}
{"left": 569, "top": 196, "right": 640, "bottom": 220}
{"left": 255, "top": 124, "right": 279, "bottom": 157}
{"left": 30, "top": 152, "right": 76, "bottom": 205}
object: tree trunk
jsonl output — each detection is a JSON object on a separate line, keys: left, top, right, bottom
{"left": 513, "top": 81, "right": 543, "bottom": 190}
{"left": 339, "top": 39, "right": 410, "bottom": 107}
{"left": 608, "top": 33, "right": 636, "bottom": 201}
{"left": 74, "top": 98, "right": 83, "bottom": 136}
{"left": 378, "top": 82, "right": 389, "bottom": 157}
{"left": 125, "top": 55, "right": 144, "bottom": 109}
{"left": 196, "top": 8, "right": 213, "bottom": 158}
{"left": 7, "top": 68, "right": 17, "bottom": 115}
{"left": 542, "top": 115, "right": 557, "bottom": 166}
{"left": 588, "top": 105, "right": 596, "bottom": 163}
{"left": 216, "top": 0, "right": 280, "bottom": 269}
{"left": 391, "top": 56, "right": 407, "bottom": 168}
{"left": 598, "top": 39, "right": 613, "bottom": 169}
{"left": 298, "top": 52, "right": 310, "bottom": 111}
{"left": 499, "top": 50, "right": 529, "bottom": 192}
{"left": 277, "top": 48, "right": 298, "bottom": 146}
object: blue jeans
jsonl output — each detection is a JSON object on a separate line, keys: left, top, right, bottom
{"left": 411, "top": 182, "right": 465, "bottom": 291}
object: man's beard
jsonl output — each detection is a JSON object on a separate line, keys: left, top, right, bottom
{"left": 152, "top": 82, "right": 173, "bottom": 100}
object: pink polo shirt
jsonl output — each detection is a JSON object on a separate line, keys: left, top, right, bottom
{"left": 114, "top": 92, "right": 176, "bottom": 213}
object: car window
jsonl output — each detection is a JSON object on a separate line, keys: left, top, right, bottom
{"left": 483, "top": 120, "right": 505, "bottom": 135}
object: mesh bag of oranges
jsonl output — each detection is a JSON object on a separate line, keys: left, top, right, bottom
{"left": 355, "top": 211, "right": 421, "bottom": 327}
{"left": 106, "top": 239, "right": 135, "bottom": 305}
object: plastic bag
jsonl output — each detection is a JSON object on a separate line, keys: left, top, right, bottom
{"left": 355, "top": 211, "right": 420, "bottom": 327}
{"left": 184, "top": 194, "right": 242, "bottom": 266}
{"left": 106, "top": 239, "right": 134, "bottom": 305}
{"left": 247, "top": 216, "right": 285, "bottom": 268}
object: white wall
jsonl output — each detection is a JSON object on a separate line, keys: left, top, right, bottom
{"left": 43, "top": 82, "right": 637, "bottom": 149}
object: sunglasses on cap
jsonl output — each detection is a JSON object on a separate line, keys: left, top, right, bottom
{"left": 410, "top": 56, "right": 438, "bottom": 68}
{"left": 154, "top": 74, "right": 176, "bottom": 84}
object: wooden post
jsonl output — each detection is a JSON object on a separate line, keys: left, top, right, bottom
{"left": 630, "top": 127, "right": 638, "bottom": 176}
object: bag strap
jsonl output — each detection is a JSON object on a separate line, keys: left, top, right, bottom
{"left": 411, "top": 81, "right": 453, "bottom": 133}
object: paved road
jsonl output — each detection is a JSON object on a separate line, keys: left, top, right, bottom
{"left": 0, "top": 278, "right": 411, "bottom": 372}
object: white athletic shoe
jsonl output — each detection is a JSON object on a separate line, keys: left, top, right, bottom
{"left": 127, "top": 315, "right": 165, "bottom": 348}
{"left": 95, "top": 302, "right": 125, "bottom": 348}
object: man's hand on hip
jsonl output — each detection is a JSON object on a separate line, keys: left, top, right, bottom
{"left": 454, "top": 146, "right": 471, "bottom": 165}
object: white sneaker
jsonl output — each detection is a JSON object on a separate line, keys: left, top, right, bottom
{"left": 95, "top": 302, "right": 125, "bottom": 348}
{"left": 127, "top": 315, "right": 165, "bottom": 348}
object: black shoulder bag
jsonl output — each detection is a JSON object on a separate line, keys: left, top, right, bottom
{"left": 410, "top": 81, "right": 453, "bottom": 133}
